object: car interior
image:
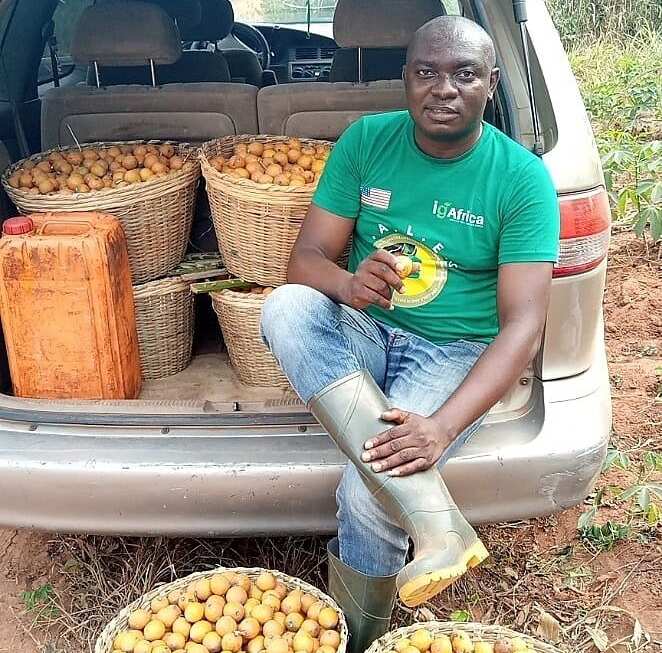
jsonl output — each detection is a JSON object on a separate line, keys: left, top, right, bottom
{"left": 0, "top": 0, "right": 513, "bottom": 413}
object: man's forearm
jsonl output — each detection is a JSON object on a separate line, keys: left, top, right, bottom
{"left": 288, "top": 247, "right": 353, "bottom": 304}
{"left": 432, "top": 320, "right": 543, "bottom": 440}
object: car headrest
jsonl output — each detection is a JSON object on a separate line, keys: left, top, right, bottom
{"left": 71, "top": 1, "right": 181, "bottom": 66}
{"left": 146, "top": 0, "right": 202, "bottom": 30}
{"left": 333, "top": 0, "right": 445, "bottom": 48}
{"left": 178, "top": 0, "right": 234, "bottom": 42}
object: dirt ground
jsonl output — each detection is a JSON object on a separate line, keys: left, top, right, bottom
{"left": 0, "top": 231, "right": 660, "bottom": 653}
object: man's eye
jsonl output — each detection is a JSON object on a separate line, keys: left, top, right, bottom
{"left": 417, "top": 69, "right": 436, "bottom": 78}
{"left": 457, "top": 70, "right": 477, "bottom": 81}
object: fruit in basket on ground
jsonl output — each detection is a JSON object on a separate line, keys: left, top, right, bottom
{"left": 110, "top": 573, "right": 342, "bottom": 653}
{"left": 411, "top": 628, "right": 434, "bottom": 652}
{"left": 493, "top": 640, "right": 512, "bottom": 653}
{"left": 128, "top": 608, "right": 152, "bottom": 630}
{"left": 451, "top": 631, "right": 474, "bottom": 653}
{"left": 431, "top": 635, "right": 452, "bottom": 653}
{"left": 473, "top": 643, "right": 494, "bottom": 653}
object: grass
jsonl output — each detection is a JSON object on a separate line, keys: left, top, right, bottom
{"left": 546, "top": 0, "right": 662, "bottom": 47}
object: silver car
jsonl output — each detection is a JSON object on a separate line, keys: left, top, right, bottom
{"left": 0, "top": 0, "right": 611, "bottom": 535}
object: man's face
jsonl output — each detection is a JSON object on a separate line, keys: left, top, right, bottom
{"left": 404, "top": 38, "right": 499, "bottom": 143}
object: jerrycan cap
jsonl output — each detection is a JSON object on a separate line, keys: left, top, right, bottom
{"left": 2, "top": 217, "right": 34, "bottom": 235}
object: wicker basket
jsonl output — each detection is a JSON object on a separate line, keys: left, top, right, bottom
{"left": 201, "top": 135, "right": 339, "bottom": 287}
{"left": 211, "top": 289, "right": 290, "bottom": 388}
{"left": 1, "top": 140, "right": 200, "bottom": 284}
{"left": 133, "top": 276, "right": 194, "bottom": 380}
{"left": 95, "top": 566, "right": 349, "bottom": 653}
{"left": 366, "top": 621, "right": 562, "bottom": 653}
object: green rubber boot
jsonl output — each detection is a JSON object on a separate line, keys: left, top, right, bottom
{"left": 311, "top": 370, "right": 489, "bottom": 607}
{"left": 327, "top": 537, "right": 397, "bottom": 653}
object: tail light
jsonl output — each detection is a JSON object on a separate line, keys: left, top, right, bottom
{"left": 553, "top": 187, "right": 611, "bottom": 278}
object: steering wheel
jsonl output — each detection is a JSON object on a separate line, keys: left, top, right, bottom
{"left": 232, "top": 22, "right": 271, "bottom": 69}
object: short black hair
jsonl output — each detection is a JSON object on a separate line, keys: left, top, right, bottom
{"left": 407, "top": 15, "right": 497, "bottom": 69}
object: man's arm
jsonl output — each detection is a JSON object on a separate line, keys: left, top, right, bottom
{"left": 361, "top": 261, "right": 552, "bottom": 475}
{"left": 288, "top": 204, "right": 404, "bottom": 311}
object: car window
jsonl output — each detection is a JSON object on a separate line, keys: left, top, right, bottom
{"left": 38, "top": 0, "right": 92, "bottom": 85}
{"left": 232, "top": 0, "right": 459, "bottom": 24}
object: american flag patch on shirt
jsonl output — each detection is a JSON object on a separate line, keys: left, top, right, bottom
{"left": 360, "top": 186, "right": 391, "bottom": 210}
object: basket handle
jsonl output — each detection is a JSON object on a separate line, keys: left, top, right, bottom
{"left": 38, "top": 219, "right": 94, "bottom": 237}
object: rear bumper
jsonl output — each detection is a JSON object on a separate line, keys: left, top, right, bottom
{"left": 0, "top": 350, "right": 610, "bottom": 536}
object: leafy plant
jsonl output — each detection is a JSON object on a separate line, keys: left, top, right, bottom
{"left": 579, "top": 521, "right": 630, "bottom": 550}
{"left": 20, "top": 583, "right": 60, "bottom": 619}
{"left": 449, "top": 609, "right": 472, "bottom": 623}
{"left": 602, "top": 140, "right": 662, "bottom": 242}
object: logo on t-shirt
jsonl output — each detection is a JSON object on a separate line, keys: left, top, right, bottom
{"left": 433, "top": 199, "right": 485, "bottom": 228}
{"left": 361, "top": 186, "right": 392, "bottom": 210}
{"left": 374, "top": 234, "right": 447, "bottom": 308}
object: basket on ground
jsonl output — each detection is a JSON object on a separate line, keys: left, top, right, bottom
{"left": 2, "top": 140, "right": 200, "bottom": 284}
{"left": 366, "top": 621, "right": 562, "bottom": 653}
{"left": 211, "top": 288, "right": 289, "bottom": 388}
{"left": 133, "top": 276, "right": 194, "bottom": 380}
{"left": 200, "top": 135, "right": 334, "bottom": 287}
{"left": 95, "top": 566, "right": 349, "bottom": 653}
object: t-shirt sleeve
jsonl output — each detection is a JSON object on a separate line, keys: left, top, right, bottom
{"left": 311, "top": 118, "right": 364, "bottom": 219}
{"left": 498, "top": 158, "right": 560, "bottom": 265}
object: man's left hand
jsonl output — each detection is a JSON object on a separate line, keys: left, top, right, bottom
{"left": 360, "top": 409, "right": 454, "bottom": 476}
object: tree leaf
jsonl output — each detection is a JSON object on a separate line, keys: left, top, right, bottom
{"left": 650, "top": 207, "right": 662, "bottom": 242}
{"left": 637, "top": 486, "right": 651, "bottom": 510}
{"left": 450, "top": 609, "right": 471, "bottom": 623}
{"left": 646, "top": 503, "right": 660, "bottom": 526}
{"left": 619, "top": 485, "right": 641, "bottom": 501}
{"left": 578, "top": 507, "right": 597, "bottom": 530}
{"left": 536, "top": 608, "right": 561, "bottom": 643}
{"left": 587, "top": 627, "right": 609, "bottom": 651}
{"left": 651, "top": 181, "right": 662, "bottom": 204}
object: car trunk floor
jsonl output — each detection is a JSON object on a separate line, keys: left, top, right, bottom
{"left": 139, "top": 351, "right": 304, "bottom": 412}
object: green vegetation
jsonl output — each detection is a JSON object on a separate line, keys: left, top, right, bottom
{"left": 566, "top": 31, "right": 661, "bottom": 246}
{"left": 546, "top": 0, "right": 661, "bottom": 47}
{"left": 21, "top": 583, "right": 60, "bottom": 619}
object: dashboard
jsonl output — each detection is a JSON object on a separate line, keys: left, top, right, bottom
{"left": 256, "top": 26, "right": 339, "bottom": 84}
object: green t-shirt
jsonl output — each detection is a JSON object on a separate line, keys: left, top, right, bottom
{"left": 312, "top": 111, "right": 560, "bottom": 345}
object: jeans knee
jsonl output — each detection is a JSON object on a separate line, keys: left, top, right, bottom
{"left": 336, "top": 465, "right": 382, "bottom": 526}
{"left": 260, "top": 284, "right": 329, "bottom": 347}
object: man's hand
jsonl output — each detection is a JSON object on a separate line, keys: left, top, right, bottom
{"left": 360, "top": 409, "right": 454, "bottom": 476}
{"left": 340, "top": 250, "right": 404, "bottom": 310}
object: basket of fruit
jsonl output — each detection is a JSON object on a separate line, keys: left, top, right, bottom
{"left": 210, "top": 285, "right": 290, "bottom": 388}
{"left": 200, "top": 135, "right": 334, "bottom": 287}
{"left": 1, "top": 140, "right": 200, "bottom": 284}
{"left": 133, "top": 276, "right": 195, "bottom": 380}
{"left": 366, "top": 622, "right": 561, "bottom": 653}
{"left": 95, "top": 567, "right": 348, "bottom": 653}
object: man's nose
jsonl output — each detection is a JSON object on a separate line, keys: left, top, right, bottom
{"left": 431, "top": 74, "right": 459, "bottom": 99}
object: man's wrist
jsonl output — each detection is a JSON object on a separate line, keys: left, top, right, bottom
{"left": 430, "top": 407, "right": 462, "bottom": 443}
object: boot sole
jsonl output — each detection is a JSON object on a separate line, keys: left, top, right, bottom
{"left": 397, "top": 539, "right": 489, "bottom": 607}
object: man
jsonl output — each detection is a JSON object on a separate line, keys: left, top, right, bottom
{"left": 261, "top": 15, "right": 559, "bottom": 653}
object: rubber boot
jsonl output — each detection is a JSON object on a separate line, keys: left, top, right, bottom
{"left": 327, "top": 537, "right": 397, "bottom": 653}
{"left": 310, "top": 370, "right": 489, "bottom": 607}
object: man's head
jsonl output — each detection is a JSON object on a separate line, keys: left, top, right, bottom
{"left": 404, "top": 16, "right": 499, "bottom": 146}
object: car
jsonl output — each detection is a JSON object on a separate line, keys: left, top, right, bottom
{"left": 0, "top": 0, "right": 611, "bottom": 535}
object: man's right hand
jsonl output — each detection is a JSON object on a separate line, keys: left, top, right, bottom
{"left": 341, "top": 249, "right": 405, "bottom": 310}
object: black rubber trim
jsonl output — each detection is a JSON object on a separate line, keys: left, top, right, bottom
{"left": 0, "top": 406, "right": 318, "bottom": 427}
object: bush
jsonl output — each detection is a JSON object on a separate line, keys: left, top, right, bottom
{"left": 546, "top": 0, "right": 662, "bottom": 47}
{"left": 569, "top": 33, "right": 661, "bottom": 242}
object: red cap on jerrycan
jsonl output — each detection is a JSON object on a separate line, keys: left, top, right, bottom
{"left": 2, "top": 217, "right": 34, "bottom": 235}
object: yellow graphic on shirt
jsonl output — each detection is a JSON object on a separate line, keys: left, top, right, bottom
{"left": 374, "top": 234, "right": 447, "bottom": 308}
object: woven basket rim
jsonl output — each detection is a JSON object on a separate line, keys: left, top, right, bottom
{"left": 94, "top": 565, "right": 348, "bottom": 653}
{"left": 2, "top": 139, "right": 199, "bottom": 203}
{"left": 199, "top": 134, "right": 331, "bottom": 193}
{"left": 364, "top": 621, "right": 564, "bottom": 653}
{"left": 133, "top": 275, "right": 190, "bottom": 296}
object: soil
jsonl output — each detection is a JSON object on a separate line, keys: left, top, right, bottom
{"left": 0, "top": 231, "right": 660, "bottom": 652}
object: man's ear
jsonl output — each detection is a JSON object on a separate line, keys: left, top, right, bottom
{"left": 401, "top": 64, "right": 407, "bottom": 82}
{"left": 488, "top": 67, "right": 500, "bottom": 100}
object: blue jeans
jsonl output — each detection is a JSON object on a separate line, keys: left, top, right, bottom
{"left": 260, "top": 284, "right": 487, "bottom": 577}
